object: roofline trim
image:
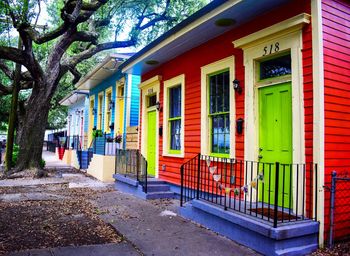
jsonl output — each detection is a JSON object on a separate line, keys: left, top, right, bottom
{"left": 121, "top": 0, "right": 241, "bottom": 74}
{"left": 233, "top": 13, "right": 311, "bottom": 48}
{"left": 75, "top": 53, "right": 130, "bottom": 89}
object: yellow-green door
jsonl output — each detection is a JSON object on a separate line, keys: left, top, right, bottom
{"left": 147, "top": 110, "right": 157, "bottom": 176}
{"left": 259, "top": 82, "right": 292, "bottom": 207}
{"left": 117, "top": 98, "right": 124, "bottom": 134}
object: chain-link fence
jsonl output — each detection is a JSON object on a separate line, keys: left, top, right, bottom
{"left": 328, "top": 171, "right": 350, "bottom": 248}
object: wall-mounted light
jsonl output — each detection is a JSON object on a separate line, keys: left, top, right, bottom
{"left": 233, "top": 79, "right": 242, "bottom": 94}
{"left": 75, "top": 109, "right": 80, "bottom": 115}
{"left": 236, "top": 118, "right": 244, "bottom": 134}
{"left": 155, "top": 101, "right": 161, "bottom": 112}
{"left": 108, "top": 100, "right": 115, "bottom": 111}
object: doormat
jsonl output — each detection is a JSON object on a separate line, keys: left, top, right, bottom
{"left": 250, "top": 207, "right": 300, "bottom": 221}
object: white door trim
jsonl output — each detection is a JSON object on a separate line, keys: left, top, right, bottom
{"left": 140, "top": 76, "right": 161, "bottom": 178}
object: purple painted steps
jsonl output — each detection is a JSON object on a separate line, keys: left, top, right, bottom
{"left": 145, "top": 178, "right": 175, "bottom": 199}
{"left": 113, "top": 174, "right": 175, "bottom": 200}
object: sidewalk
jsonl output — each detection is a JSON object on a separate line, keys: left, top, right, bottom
{"left": 93, "top": 191, "right": 258, "bottom": 256}
{"left": 3, "top": 150, "right": 259, "bottom": 256}
{"left": 42, "top": 150, "right": 71, "bottom": 169}
{"left": 8, "top": 242, "right": 140, "bottom": 256}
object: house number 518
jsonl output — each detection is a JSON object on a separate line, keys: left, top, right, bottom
{"left": 263, "top": 42, "right": 280, "bottom": 56}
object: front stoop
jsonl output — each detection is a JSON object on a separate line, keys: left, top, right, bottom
{"left": 113, "top": 174, "right": 175, "bottom": 200}
{"left": 180, "top": 199, "right": 319, "bottom": 256}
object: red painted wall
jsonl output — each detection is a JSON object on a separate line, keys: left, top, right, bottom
{"left": 322, "top": 0, "right": 350, "bottom": 241}
{"left": 140, "top": 1, "right": 312, "bottom": 185}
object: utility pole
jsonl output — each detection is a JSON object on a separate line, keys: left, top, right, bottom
{"left": 5, "top": 39, "right": 22, "bottom": 173}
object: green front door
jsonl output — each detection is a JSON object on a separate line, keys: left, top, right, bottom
{"left": 147, "top": 110, "right": 157, "bottom": 176}
{"left": 259, "top": 82, "right": 292, "bottom": 207}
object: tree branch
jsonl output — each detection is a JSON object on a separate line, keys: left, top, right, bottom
{"left": 69, "top": 67, "right": 82, "bottom": 84}
{"left": 62, "top": 39, "right": 135, "bottom": 70}
{"left": 0, "top": 82, "right": 12, "bottom": 94}
{"left": 0, "top": 60, "right": 14, "bottom": 79}
{"left": 0, "top": 47, "right": 27, "bottom": 66}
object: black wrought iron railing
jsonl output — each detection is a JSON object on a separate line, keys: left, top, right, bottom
{"left": 180, "top": 154, "right": 318, "bottom": 228}
{"left": 115, "top": 149, "right": 148, "bottom": 193}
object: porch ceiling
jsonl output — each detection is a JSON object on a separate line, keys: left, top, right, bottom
{"left": 59, "top": 90, "right": 89, "bottom": 106}
{"left": 121, "top": 0, "right": 290, "bottom": 76}
{"left": 75, "top": 53, "right": 132, "bottom": 90}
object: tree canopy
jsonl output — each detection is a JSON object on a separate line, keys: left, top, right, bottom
{"left": 0, "top": 0, "right": 209, "bottom": 130}
{"left": 0, "top": 0, "right": 209, "bottom": 171}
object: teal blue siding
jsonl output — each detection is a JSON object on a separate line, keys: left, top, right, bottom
{"left": 85, "top": 68, "right": 139, "bottom": 151}
{"left": 84, "top": 96, "right": 89, "bottom": 133}
{"left": 130, "top": 74, "right": 140, "bottom": 127}
{"left": 90, "top": 71, "right": 123, "bottom": 135}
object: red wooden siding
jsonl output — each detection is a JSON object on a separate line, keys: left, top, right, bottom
{"left": 139, "top": 1, "right": 313, "bottom": 186}
{"left": 323, "top": 0, "right": 350, "bottom": 241}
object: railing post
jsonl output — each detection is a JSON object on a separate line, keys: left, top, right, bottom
{"left": 196, "top": 153, "right": 201, "bottom": 200}
{"left": 180, "top": 165, "right": 184, "bottom": 207}
{"left": 273, "top": 162, "right": 280, "bottom": 228}
{"left": 136, "top": 150, "right": 140, "bottom": 181}
{"left": 144, "top": 160, "right": 148, "bottom": 193}
{"left": 329, "top": 170, "right": 337, "bottom": 248}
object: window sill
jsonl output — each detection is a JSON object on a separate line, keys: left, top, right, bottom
{"left": 162, "top": 152, "right": 184, "bottom": 158}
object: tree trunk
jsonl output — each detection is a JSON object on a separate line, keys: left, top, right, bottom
{"left": 15, "top": 87, "right": 51, "bottom": 172}
{"left": 5, "top": 39, "right": 22, "bottom": 173}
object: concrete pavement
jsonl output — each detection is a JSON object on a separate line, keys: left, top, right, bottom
{"left": 3, "top": 151, "right": 259, "bottom": 256}
{"left": 7, "top": 242, "right": 141, "bottom": 256}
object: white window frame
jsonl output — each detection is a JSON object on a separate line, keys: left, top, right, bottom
{"left": 163, "top": 74, "right": 185, "bottom": 158}
{"left": 200, "top": 56, "right": 235, "bottom": 158}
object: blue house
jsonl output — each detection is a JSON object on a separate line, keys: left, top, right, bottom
{"left": 75, "top": 54, "right": 140, "bottom": 181}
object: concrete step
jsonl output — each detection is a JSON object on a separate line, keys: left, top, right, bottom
{"left": 145, "top": 191, "right": 176, "bottom": 200}
{"left": 147, "top": 178, "right": 166, "bottom": 185}
{"left": 147, "top": 184, "right": 170, "bottom": 192}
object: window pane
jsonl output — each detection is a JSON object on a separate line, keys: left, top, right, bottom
{"left": 148, "top": 95, "right": 157, "bottom": 107}
{"left": 260, "top": 54, "right": 291, "bottom": 80}
{"left": 209, "top": 70, "right": 229, "bottom": 114}
{"left": 223, "top": 72, "right": 229, "bottom": 112}
{"left": 211, "top": 114, "right": 230, "bottom": 154}
{"left": 170, "top": 119, "right": 181, "bottom": 150}
{"left": 170, "top": 86, "right": 181, "bottom": 118}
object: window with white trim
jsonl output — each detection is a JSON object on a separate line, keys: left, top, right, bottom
{"left": 163, "top": 74, "right": 185, "bottom": 157}
{"left": 200, "top": 56, "right": 235, "bottom": 158}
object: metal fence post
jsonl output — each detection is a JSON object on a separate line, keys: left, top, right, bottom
{"left": 273, "top": 162, "right": 280, "bottom": 228}
{"left": 329, "top": 170, "right": 337, "bottom": 248}
{"left": 136, "top": 150, "right": 140, "bottom": 181}
{"left": 196, "top": 153, "right": 201, "bottom": 200}
{"left": 180, "top": 165, "right": 184, "bottom": 207}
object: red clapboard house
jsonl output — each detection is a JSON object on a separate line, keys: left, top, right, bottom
{"left": 116, "top": 0, "right": 350, "bottom": 254}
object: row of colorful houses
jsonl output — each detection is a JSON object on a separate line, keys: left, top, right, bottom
{"left": 57, "top": 0, "right": 350, "bottom": 255}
